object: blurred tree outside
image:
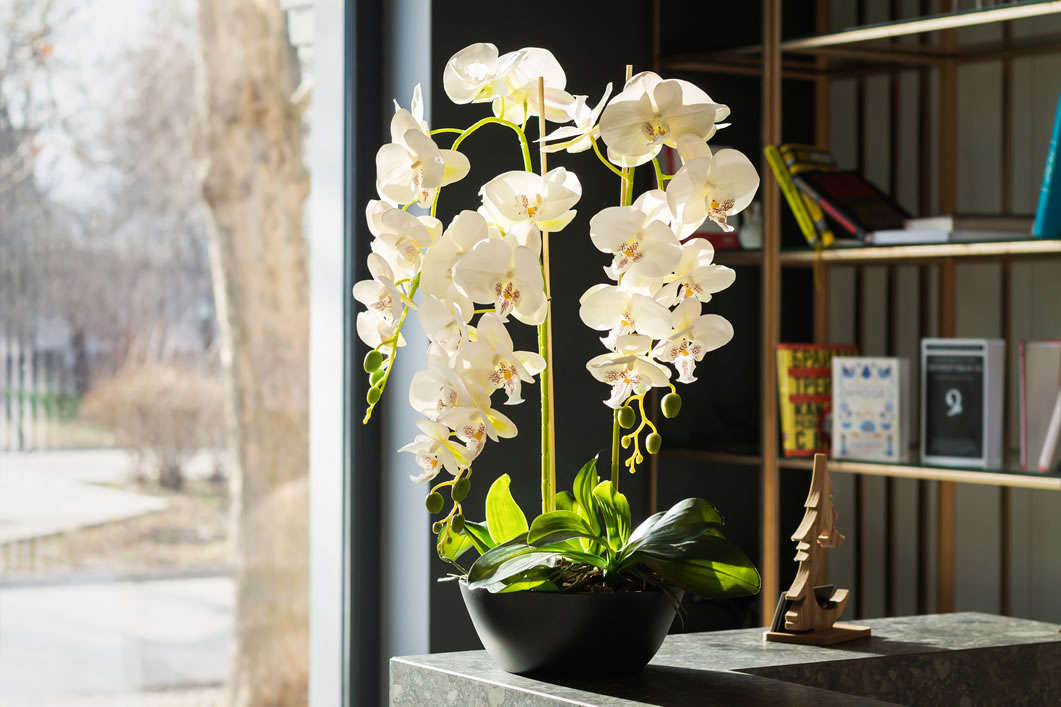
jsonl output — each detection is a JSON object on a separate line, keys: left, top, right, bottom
{"left": 199, "top": 0, "right": 311, "bottom": 705}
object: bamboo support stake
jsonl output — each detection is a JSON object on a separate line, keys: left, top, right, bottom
{"left": 538, "top": 75, "right": 557, "bottom": 514}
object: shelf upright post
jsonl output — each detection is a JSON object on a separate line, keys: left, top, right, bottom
{"left": 937, "top": 26, "right": 959, "bottom": 615}
{"left": 760, "top": 0, "right": 783, "bottom": 626}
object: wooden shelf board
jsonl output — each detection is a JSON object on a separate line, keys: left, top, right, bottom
{"left": 662, "top": 1, "right": 1061, "bottom": 70}
{"left": 662, "top": 449, "right": 1061, "bottom": 491}
{"left": 780, "top": 457, "right": 1061, "bottom": 492}
{"left": 711, "top": 239, "right": 1061, "bottom": 267}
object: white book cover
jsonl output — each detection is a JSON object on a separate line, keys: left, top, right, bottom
{"left": 1020, "top": 340, "right": 1061, "bottom": 471}
{"left": 832, "top": 357, "right": 910, "bottom": 463}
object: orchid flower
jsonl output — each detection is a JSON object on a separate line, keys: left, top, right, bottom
{"left": 452, "top": 232, "right": 546, "bottom": 325}
{"left": 579, "top": 284, "right": 673, "bottom": 351}
{"left": 443, "top": 43, "right": 524, "bottom": 105}
{"left": 589, "top": 189, "right": 682, "bottom": 281}
{"left": 420, "top": 210, "right": 492, "bottom": 315}
{"left": 458, "top": 313, "right": 546, "bottom": 405}
{"left": 441, "top": 400, "right": 519, "bottom": 459}
{"left": 587, "top": 334, "right": 672, "bottom": 408}
{"left": 651, "top": 298, "right": 734, "bottom": 383}
{"left": 376, "top": 85, "right": 471, "bottom": 207}
{"left": 489, "top": 47, "right": 576, "bottom": 124}
{"left": 656, "top": 239, "right": 736, "bottom": 307}
{"left": 398, "top": 418, "right": 468, "bottom": 483}
{"left": 599, "top": 71, "right": 730, "bottom": 168}
{"left": 409, "top": 345, "right": 483, "bottom": 421}
{"left": 352, "top": 253, "right": 413, "bottom": 351}
{"left": 667, "top": 134, "right": 759, "bottom": 235}
{"left": 366, "top": 199, "right": 443, "bottom": 279}
{"left": 417, "top": 294, "right": 469, "bottom": 355}
{"left": 538, "top": 83, "right": 613, "bottom": 153}
{"left": 480, "top": 167, "right": 581, "bottom": 233}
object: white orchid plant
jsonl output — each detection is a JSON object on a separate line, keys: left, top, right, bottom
{"left": 357, "top": 43, "right": 762, "bottom": 598}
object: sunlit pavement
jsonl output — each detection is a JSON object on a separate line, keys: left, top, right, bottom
{"left": 0, "top": 576, "right": 232, "bottom": 700}
{"left": 0, "top": 450, "right": 167, "bottom": 544}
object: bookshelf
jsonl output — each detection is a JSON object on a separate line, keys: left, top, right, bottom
{"left": 652, "top": 0, "right": 1061, "bottom": 624}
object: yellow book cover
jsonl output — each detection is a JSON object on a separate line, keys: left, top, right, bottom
{"left": 764, "top": 145, "right": 819, "bottom": 245}
{"left": 779, "top": 144, "right": 839, "bottom": 248}
{"left": 777, "top": 344, "right": 858, "bottom": 456}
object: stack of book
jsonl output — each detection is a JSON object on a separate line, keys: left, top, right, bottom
{"left": 1020, "top": 340, "right": 1061, "bottom": 473}
{"left": 765, "top": 89, "right": 1060, "bottom": 246}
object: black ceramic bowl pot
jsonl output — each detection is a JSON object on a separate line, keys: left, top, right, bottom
{"left": 459, "top": 581, "right": 682, "bottom": 676}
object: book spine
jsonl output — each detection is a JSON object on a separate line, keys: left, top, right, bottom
{"left": 1037, "top": 388, "right": 1061, "bottom": 473}
{"left": 764, "top": 145, "right": 819, "bottom": 246}
{"left": 1020, "top": 340, "right": 1027, "bottom": 471}
{"left": 1033, "top": 90, "right": 1061, "bottom": 239}
{"left": 793, "top": 175, "right": 866, "bottom": 239}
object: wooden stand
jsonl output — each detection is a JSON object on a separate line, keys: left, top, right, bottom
{"left": 764, "top": 453, "right": 871, "bottom": 645}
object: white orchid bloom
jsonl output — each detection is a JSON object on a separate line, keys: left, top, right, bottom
{"left": 452, "top": 232, "right": 546, "bottom": 325}
{"left": 539, "top": 83, "right": 613, "bottom": 154}
{"left": 651, "top": 297, "right": 734, "bottom": 384}
{"left": 443, "top": 43, "right": 524, "bottom": 105}
{"left": 587, "top": 334, "right": 672, "bottom": 408}
{"left": 352, "top": 254, "right": 412, "bottom": 351}
{"left": 589, "top": 190, "right": 682, "bottom": 281}
{"left": 376, "top": 86, "right": 471, "bottom": 207}
{"left": 655, "top": 239, "right": 736, "bottom": 307}
{"left": 489, "top": 47, "right": 576, "bottom": 124}
{"left": 441, "top": 403, "right": 518, "bottom": 460}
{"left": 480, "top": 167, "right": 581, "bottom": 233}
{"left": 366, "top": 199, "right": 443, "bottom": 279}
{"left": 398, "top": 418, "right": 467, "bottom": 483}
{"left": 409, "top": 344, "right": 483, "bottom": 421}
{"left": 458, "top": 313, "right": 546, "bottom": 405}
{"left": 420, "top": 210, "right": 491, "bottom": 314}
{"left": 417, "top": 294, "right": 469, "bottom": 355}
{"left": 599, "top": 71, "right": 730, "bottom": 168}
{"left": 579, "top": 284, "right": 673, "bottom": 351}
{"left": 667, "top": 134, "right": 759, "bottom": 235}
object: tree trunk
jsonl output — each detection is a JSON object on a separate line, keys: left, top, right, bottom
{"left": 197, "top": 2, "right": 310, "bottom": 705}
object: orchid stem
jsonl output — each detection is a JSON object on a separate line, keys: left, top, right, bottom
{"left": 592, "top": 138, "right": 625, "bottom": 178}
{"left": 536, "top": 76, "right": 557, "bottom": 515}
{"left": 651, "top": 157, "right": 666, "bottom": 191}
{"left": 363, "top": 274, "right": 419, "bottom": 423}
{"left": 611, "top": 409, "right": 621, "bottom": 486}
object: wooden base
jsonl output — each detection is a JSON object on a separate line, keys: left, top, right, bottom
{"left": 764, "top": 622, "right": 872, "bottom": 646}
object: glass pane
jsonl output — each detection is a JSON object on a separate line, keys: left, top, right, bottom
{"left": 0, "top": 1, "right": 312, "bottom": 704}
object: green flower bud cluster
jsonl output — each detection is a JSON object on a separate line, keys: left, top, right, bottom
{"left": 363, "top": 350, "right": 389, "bottom": 408}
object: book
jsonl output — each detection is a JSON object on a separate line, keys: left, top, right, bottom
{"left": 777, "top": 344, "right": 858, "bottom": 457}
{"left": 1033, "top": 89, "right": 1061, "bottom": 240}
{"left": 764, "top": 145, "right": 825, "bottom": 247}
{"left": 779, "top": 144, "right": 839, "bottom": 247}
{"left": 907, "top": 214, "right": 1034, "bottom": 233}
{"left": 866, "top": 229, "right": 1032, "bottom": 245}
{"left": 794, "top": 170, "right": 911, "bottom": 239}
{"left": 1020, "top": 340, "right": 1061, "bottom": 472}
{"left": 832, "top": 357, "right": 911, "bottom": 463}
{"left": 1038, "top": 389, "right": 1061, "bottom": 473}
{"left": 920, "top": 339, "right": 1005, "bottom": 469}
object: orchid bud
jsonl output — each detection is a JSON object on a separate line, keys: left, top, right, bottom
{"left": 661, "top": 393, "right": 682, "bottom": 418}
{"left": 617, "top": 406, "right": 636, "bottom": 429}
{"left": 646, "top": 432, "right": 662, "bottom": 455}
{"left": 425, "top": 492, "right": 444, "bottom": 514}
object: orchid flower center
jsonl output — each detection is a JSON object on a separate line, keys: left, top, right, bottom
{"left": 370, "top": 294, "right": 392, "bottom": 316}
{"left": 681, "top": 281, "right": 702, "bottom": 300}
{"left": 707, "top": 198, "right": 736, "bottom": 228}
{"left": 640, "top": 114, "right": 669, "bottom": 145}
{"left": 613, "top": 238, "right": 643, "bottom": 272}
{"left": 515, "top": 193, "right": 544, "bottom": 219}
{"left": 493, "top": 279, "right": 521, "bottom": 317}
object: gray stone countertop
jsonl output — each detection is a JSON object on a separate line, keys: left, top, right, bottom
{"left": 391, "top": 612, "right": 1061, "bottom": 706}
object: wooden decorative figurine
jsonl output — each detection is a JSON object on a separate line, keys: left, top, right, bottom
{"left": 764, "top": 453, "right": 871, "bottom": 646}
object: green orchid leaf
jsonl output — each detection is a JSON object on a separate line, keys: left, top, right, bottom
{"left": 461, "top": 520, "right": 495, "bottom": 555}
{"left": 436, "top": 520, "right": 473, "bottom": 564}
{"left": 555, "top": 491, "right": 575, "bottom": 512}
{"left": 527, "top": 510, "right": 604, "bottom": 547}
{"left": 466, "top": 534, "right": 610, "bottom": 591}
{"left": 573, "top": 456, "right": 601, "bottom": 536}
{"left": 636, "top": 533, "right": 761, "bottom": 599}
{"left": 485, "top": 474, "right": 528, "bottom": 544}
{"left": 624, "top": 497, "right": 726, "bottom": 559}
{"left": 498, "top": 567, "right": 560, "bottom": 593}
{"left": 592, "top": 480, "right": 631, "bottom": 553}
